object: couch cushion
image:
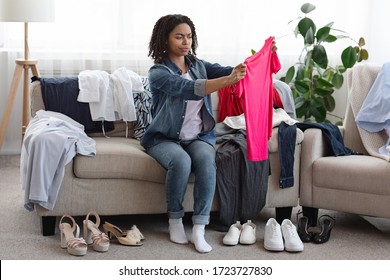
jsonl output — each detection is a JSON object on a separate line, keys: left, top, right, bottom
{"left": 74, "top": 137, "right": 168, "bottom": 183}
{"left": 313, "top": 155, "right": 390, "bottom": 195}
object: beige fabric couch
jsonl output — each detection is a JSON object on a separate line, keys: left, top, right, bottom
{"left": 29, "top": 78, "right": 303, "bottom": 235}
{"left": 299, "top": 63, "right": 390, "bottom": 220}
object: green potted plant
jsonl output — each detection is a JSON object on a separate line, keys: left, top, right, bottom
{"left": 281, "top": 2, "right": 369, "bottom": 123}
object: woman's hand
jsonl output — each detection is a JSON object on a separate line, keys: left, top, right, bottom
{"left": 229, "top": 63, "right": 247, "bottom": 85}
{"left": 204, "top": 63, "right": 246, "bottom": 94}
{"left": 272, "top": 41, "right": 278, "bottom": 52}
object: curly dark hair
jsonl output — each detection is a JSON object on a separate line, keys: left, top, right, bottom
{"left": 148, "top": 14, "right": 198, "bottom": 64}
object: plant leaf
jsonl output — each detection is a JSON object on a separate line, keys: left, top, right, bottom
{"left": 317, "top": 78, "right": 334, "bottom": 88}
{"left": 336, "top": 65, "right": 346, "bottom": 73}
{"left": 295, "top": 107, "right": 306, "bottom": 119}
{"left": 332, "top": 73, "right": 344, "bottom": 89}
{"left": 311, "top": 105, "right": 327, "bottom": 122}
{"left": 296, "top": 66, "right": 305, "bottom": 80}
{"left": 285, "top": 66, "right": 295, "bottom": 84}
{"left": 322, "top": 69, "right": 334, "bottom": 81}
{"left": 295, "top": 80, "right": 310, "bottom": 93}
{"left": 312, "top": 45, "right": 328, "bottom": 69}
{"left": 304, "top": 51, "right": 313, "bottom": 72}
{"left": 314, "top": 87, "right": 334, "bottom": 96}
{"left": 295, "top": 96, "right": 307, "bottom": 109}
{"left": 354, "top": 46, "right": 360, "bottom": 53}
{"left": 316, "top": 26, "right": 331, "bottom": 43}
{"left": 311, "top": 96, "right": 324, "bottom": 108}
{"left": 295, "top": 99, "right": 309, "bottom": 118}
{"left": 305, "top": 27, "right": 315, "bottom": 44}
{"left": 359, "top": 49, "right": 369, "bottom": 61}
{"left": 341, "top": 46, "right": 357, "bottom": 68}
{"left": 359, "top": 37, "right": 366, "bottom": 47}
{"left": 325, "top": 34, "right": 337, "bottom": 42}
{"left": 324, "top": 22, "right": 334, "bottom": 28}
{"left": 324, "top": 95, "right": 336, "bottom": 111}
{"left": 298, "top": 17, "right": 316, "bottom": 38}
{"left": 301, "top": 3, "right": 316, "bottom": 14}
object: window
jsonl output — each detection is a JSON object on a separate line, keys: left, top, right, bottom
{"left": 0, "top": 0, "right": 375, "bottom": 76}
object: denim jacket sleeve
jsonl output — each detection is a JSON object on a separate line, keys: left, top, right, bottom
{"left": 148, "top": 59, "right": 233, "bottom": 99}
{"left": 148, "top": 64, "right": 205, "bottom": 100}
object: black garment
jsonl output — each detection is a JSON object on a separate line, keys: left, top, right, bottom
{"left": 36, "top": 76, "right": 114, "bottom": 133}
{"left": 216, "top": 131, "right": 269, "bottom": 231}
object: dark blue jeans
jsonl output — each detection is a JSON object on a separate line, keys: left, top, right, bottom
{"left": 278, "top": 122, "right": 297, "bottom": 188}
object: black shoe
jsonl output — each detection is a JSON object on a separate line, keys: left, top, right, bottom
{"left": 313, "top": 215, "right": 335, "bottom": 244}
{"left": 296, "top": 211, "right": 313, "bottom": 242}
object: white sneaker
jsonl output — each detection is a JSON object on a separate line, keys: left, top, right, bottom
{"left": 264, "top": 218, "right": 284, "bottom": 251}
{"left": 239, "top": 220, "right": 256, "bottom": 245}
{"left": 281, "top": 219, "right": 304, "bottom": 252}
{"left": 222, "top": 221, "right": 242, "bottom": 246}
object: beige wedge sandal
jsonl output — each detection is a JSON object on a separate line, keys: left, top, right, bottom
{"left": 59, "top": 215, "right": 87, "bottom": 256}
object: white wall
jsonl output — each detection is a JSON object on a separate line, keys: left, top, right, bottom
{"left": 365, "top": 1, "right": 390, "bottom": 64}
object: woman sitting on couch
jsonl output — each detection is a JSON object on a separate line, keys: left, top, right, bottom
{"left": 140, "top": 14, "right": 247, "bottom": 253}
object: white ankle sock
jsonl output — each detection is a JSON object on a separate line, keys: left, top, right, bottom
{"left": 169, "top": 218, "right": 188, "bottom": 244}
{"left": 192, "top": 224, "right": 212, "bottom": 253}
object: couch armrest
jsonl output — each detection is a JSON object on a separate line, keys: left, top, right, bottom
{"left": 299, "top": 128, "right": 333, "bottom": 206}
{"left": 338, "top": 126, "right": 345, "bottom": 137}
{"left": 30, "top": 81, "right": 46, "bottom": 117}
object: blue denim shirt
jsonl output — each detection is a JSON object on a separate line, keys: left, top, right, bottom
{"left": 140, "top": 57, "right": 233, "bottom": 148}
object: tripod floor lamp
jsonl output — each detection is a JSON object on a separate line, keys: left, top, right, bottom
{"left": 0, "top": 0, "right": 54, "bottom": 151}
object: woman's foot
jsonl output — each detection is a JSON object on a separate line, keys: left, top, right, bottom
{"left": 169, "top": 218, "right": 188, "bottom": 244}
{"left": 191, "top": 224, "right": 212, "bottom": 253}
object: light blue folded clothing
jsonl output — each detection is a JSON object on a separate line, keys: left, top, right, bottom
{"left": 356, "top": 62, "right": 390, "bottom": 155}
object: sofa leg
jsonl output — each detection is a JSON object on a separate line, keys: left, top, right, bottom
{"left": 302, "top": 206, "right": 319, "bottom": 227}
{"left": 275, "top": 206, "right": 292, "bottom": 224}
{"left": 41, "top": 216, "right": 57, "bottom": 236}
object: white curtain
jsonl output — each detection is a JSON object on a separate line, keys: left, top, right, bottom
{"left": 0, "top": 0, "right": 388, "bottom": 154}
{"left": 1, "top": 0, "right": 378, "bottom": 75}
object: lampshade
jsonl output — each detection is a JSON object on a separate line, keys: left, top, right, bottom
{"left": 0, "top": 0, "right": 54, "bottom": 22}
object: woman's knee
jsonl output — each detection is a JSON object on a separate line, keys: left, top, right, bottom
{"left": 169, "top": 152, "right": 191, "bottom": 173}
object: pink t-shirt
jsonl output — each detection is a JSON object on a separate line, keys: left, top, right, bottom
{"left": 236, "top": 36, "right": 281, "bottom": 161}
